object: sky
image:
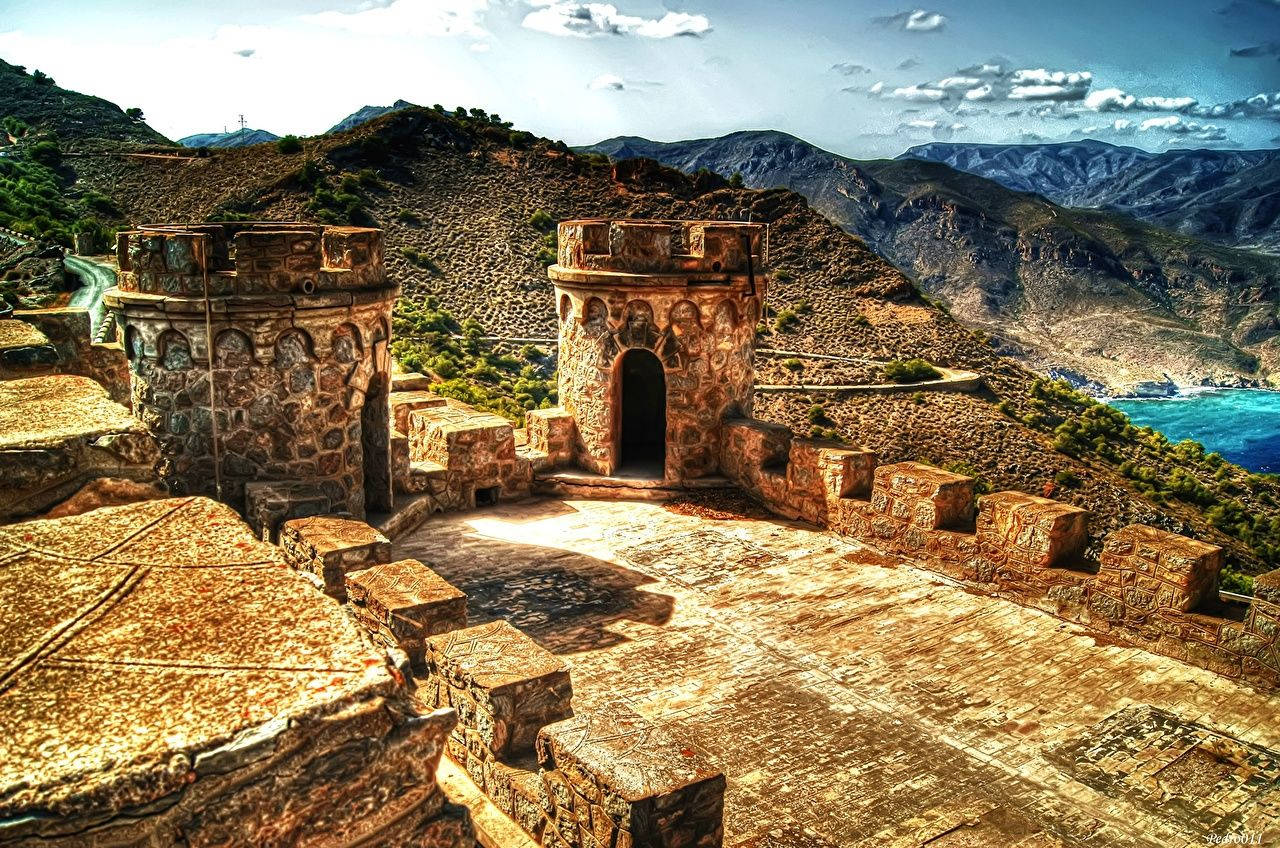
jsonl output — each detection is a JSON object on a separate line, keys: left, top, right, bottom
{"left": 1, "top": 0, "right": 1278, "bottom": 158}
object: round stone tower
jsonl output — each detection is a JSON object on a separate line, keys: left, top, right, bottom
{"left": 548, "top": 219, "right": 766, "bottom": 482}
{"left": 104, "top": 222, "right": 397, "bottom": 518}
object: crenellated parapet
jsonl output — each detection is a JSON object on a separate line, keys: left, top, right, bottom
{"left": 554, "top": 219, "right": 764, "bottom": 280}
{"left": 115, "top": 223, "right": 385, "bottom": 296}
{"left": 720, "top": 415, "right": 1280, "bottom": 691}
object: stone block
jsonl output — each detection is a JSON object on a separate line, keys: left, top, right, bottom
{"left": 818, "top": 445, "right": 877, "bottom": 499}
{"left": 280, "top": 515, "right": 391, "bottom": 600}
{"left": 977, "top": 490, "right": 1089, "bottom": 572}
{"left": 347, "top": 559, "right": 467, "bottom": 667}
{"left": 1099, "top": 525, "right": 1223, "bottom": 613}
{"left": 526, "top": 407, "right": 577, "bottom": 468}
{"left": 424, "top": 620, "right": 573, "bottom": 760}
{"left": 244, "top": 480, "right": 336, "bottom": 542}
{"left": 537, "top": 701, "right": 726, "bottom": 848}
{"left": 719, "top": 417, "right": 791, "bottom": 489}
{"left": 390, "top": 390, "right": 448, "bottom": 435}
{"left": 1247, "top": 569, "right": 1280, "bottom": 640}
{"left": 391, "top": 370, "right": 434, "bottom": 392}
{"left": 873, "top": 462, "right": 975, "bottom": 530}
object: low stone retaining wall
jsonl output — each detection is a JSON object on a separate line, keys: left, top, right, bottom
{"left": 719, "top": 416, "right": 1280, "bottom": 691}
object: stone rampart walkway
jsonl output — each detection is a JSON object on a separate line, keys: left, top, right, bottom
{"left": 398, "top": 497, "right": 1280, "bottom": 848}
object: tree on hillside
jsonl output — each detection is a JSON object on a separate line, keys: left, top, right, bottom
{"left": 125, "top": 107, "right": 144, "bottom": 121}
{"left": 31, "top": 70, "right": 54, "bottom": 86}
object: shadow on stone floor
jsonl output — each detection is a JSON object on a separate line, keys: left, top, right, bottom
{"left": 398, "top": 529, "right": 675, "bottom": 655}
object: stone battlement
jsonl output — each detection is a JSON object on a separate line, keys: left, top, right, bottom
{"left": 551, "top": 219, "right": 765, "bottom": 282}
{"left": 718, "top": 415, "right": 1280, "bottom": 690}
{"left": 115, "top": 222, "right": 386, "bottom": 297}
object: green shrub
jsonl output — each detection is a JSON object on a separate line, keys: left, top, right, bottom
{"left": 528, "top": 209, "right": 555, "bottom": 233}
{"left": 774, "top": 309, "right": 799, "bottom": 332}
{"left": 782, "top": 358, "right": 804, "bottom": 372}
{"left": 1054, "top": 469, "right": 1081, "bottom": 488}
{"left": 807, "top": 404, "right": 831, "bottom": 425}
{"left": 773, "top": 269, "right": 793, "bottom": 282}
{"left": 276, "top": 134, "right": 302, "bottom": 154}
{"left": 396, "top": 209, "right": 420, "bottom": 225}
{"left": 882, "top": 358, "right": 941, "bottom": 383}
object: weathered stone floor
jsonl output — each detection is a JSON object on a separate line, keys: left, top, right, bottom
{"left": 398, "top": 497, "right": 1280, "bottom": 848}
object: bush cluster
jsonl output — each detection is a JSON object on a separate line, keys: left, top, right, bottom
{"left": 389, "top": 296, "right": 557, "bottom": 426}
{"left": 882, "top": 358, "right": 942, "bottom": 383}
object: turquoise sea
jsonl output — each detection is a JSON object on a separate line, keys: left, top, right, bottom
{"left": 1109, "top": 389, "right": 1280, "bottom": 474}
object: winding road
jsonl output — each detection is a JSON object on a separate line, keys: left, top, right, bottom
{"left": 65, "top": 252, "right": 115, "bottom": 335}
{"left": 0, "top": 228, "right": 115, "bottom": 335}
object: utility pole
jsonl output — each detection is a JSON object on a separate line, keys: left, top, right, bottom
{"left": 238, "top": 114, "right": 247, "bottom": 133}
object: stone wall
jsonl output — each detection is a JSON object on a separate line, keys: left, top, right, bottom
{"left": 550, "top": 219, "right": 765, "bottom": 482}
{"left": 6, "top": 308, "right": 129, "bottom": 404}
{"left": 720, "top": 416, "right": 1280, "bottom": 691}
{"left": 106, "top": 223, "right": 396, "bottom": 519}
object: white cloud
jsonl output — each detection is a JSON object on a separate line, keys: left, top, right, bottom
{"left": 522, "top": 2, "right": 711, "bottom": 38}
{"left": 588, "top": 73, "right": 625, "bottom": 90}
{"left": 1007, "top": 69, "right": 1091, "bottom": 101}
{"left": 964, "top": 84, "right": 995, "bottom": 101}
{"left": 1085, "top": 87, "right": 1198, "bottom": 113}
{"left": 891, "top": 84, "right": 947, "bottom": 102}
{"left": 868, "top": 81, "right": 885, "bottom": 95}
{"left": 1137, "top": 116, "right": 1228, "bottom": 141}
{"left": 1190, "top": 91, "right": 1280, "bottom": 120}
{"left": 875, "top": 9, "right": 948, "bottom": 31}
{"left": 897, "top": 118, "right": 967, "bottom": 139}
{"left": 832, "top": 62, "right": 872, "bottom": 75}
{"left": 304, "top": 0, "right": 491, "bottom": 38}
{"left": 470, "top": 42, "right": 491, "bottom": 52}
{"left": 233, "top": 48, "right": 255, "bottom": 58}
{"left": 936, "top": 76, "right": 981, "bottom": 91}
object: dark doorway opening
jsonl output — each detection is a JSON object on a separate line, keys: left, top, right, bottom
{"left": 475, "top": 485, "right": 501, "bottom": 507}
{"left": 361, "top": 371, "right": 392, "bottom": 515}
{"left": 618, "top": 348, "right": 666, "bottom": 476}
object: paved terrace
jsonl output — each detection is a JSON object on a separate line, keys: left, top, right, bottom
{"left": 398, "top": 496, "right": 1280, "bottom": 848}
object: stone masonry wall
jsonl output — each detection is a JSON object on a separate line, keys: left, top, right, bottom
{"left": 556, "top": 288, "right": 757, "bottom": 480}
{"left": 108, "top": 223, "right": 396, "bottom": 518}
{"left": 720, "top": 416, "right": 1280, "bottom": 691}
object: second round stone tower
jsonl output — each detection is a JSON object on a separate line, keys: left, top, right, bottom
{"left": 548, "top": 219, "right": 766, "bottom": 482}
{"left": 104, "top": 222, "right": 397, "bottom": 520}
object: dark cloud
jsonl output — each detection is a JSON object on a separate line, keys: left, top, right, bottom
{"left": 1231, "top": 42, "right": 1280, "bottom": 57}
{"left": 233, "top": 48, "right": 255, "bottom": 57}
{"left": 832, "top": 62, "right": 872, "bottom": 75}
{"left": 1189, "top": 91, "right": 1280, "bottom": 121}
{"left": 881, "top": 64, "right": 1093, "bottom": 106}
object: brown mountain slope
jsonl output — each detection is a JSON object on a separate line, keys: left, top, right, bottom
{"left": 66, "top": 108, "right": 1280, "bottom": 581}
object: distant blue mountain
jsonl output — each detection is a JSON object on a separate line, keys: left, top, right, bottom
{"left": 899, "top": 140, "right": 1280, "bottom": 252}
{"left": 177, "top": 128, "right": 280, "bottom": 148}
{"left": 326, "top": 99, "right": 416, "bottom": 135}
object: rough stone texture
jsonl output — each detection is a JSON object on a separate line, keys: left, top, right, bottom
{"left": 977, "top": 491, "right": 1089, "bottom": 573}
{"left": 716, "top": 414, "right": 1278, "bottom": 690}
{"left": 408, "top": 400, "right": 532, "bottom": 507}
{"left": 525, "top": 407, "right": 577, "bottom": 470}
{"left": 550, "top": 220, "right": 765, "bottom": 481}
{"left": 391, "top": 389, "right": 449, "bottom": 435}
{"left": 538, "top": 701, "right": 726, "bottom": 848}
{"left": 280, "top": 514, "right": 392, "bottom": 600}
{"left": 0, "top": 317, "right": 56, "bottom": 369}
{"left": 41, "top": 477, "right": 166, "bottom": 519}
{"left": 397, "top": 497, "right": 1280, "bottom": 848}
{"left": 872, "top": 462, "right": 975, "bottom": 530}
{"left": 244, "top": 479, "right": 340, "bottom": 541}
{"left": 1098, "top": 524, "right": 1224, "bottom": 613}
{"left": 13, "top": 308, "right": 130, "bottom": 404}
{"left": 0, "top": 375, "right": 158, "bottom": 520}
{"left": 104, "top": 222, "right": 396, "bottom": 516}
{"left": 347, "top": 558, "right": 468, "bottom": 668}
{"left": 0, "top": 496, "right": 473, "bottom": 847}
{"left": 423, "top": 620, "right": 574, "bottom": 761}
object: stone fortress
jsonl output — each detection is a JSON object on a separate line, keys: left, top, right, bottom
{"left": 0, "top": 217, "right": 1278, "bottom": 847}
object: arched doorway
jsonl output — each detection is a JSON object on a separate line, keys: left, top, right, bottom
{"left": 618, "top": 348, "right": 666, "bottom": 476}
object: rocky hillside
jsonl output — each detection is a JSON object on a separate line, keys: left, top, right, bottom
{"left": 61, "top": 107, "right": 1280, "bottom": 582}
{"left": 583, "top": 130, "right": 1280, "bottom": 393}
{"left": 0, "top": 58, "right": 170, "bottom": 146}
{"left": 903, "top": 140, "right": 1280, "bottom": 254}
{"left": 327, "top": 100, "right": 417, "bottom": 135}
{"left": 178, "top": 128, "right": 280, "bottom": 149}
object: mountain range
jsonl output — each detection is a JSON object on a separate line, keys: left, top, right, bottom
{"left": 583, "top": 131, "right": 1280, "bottom": 393}
{"left": 902, "top": 140, "right": 1280, "bottom": 254}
